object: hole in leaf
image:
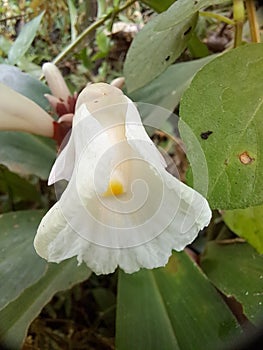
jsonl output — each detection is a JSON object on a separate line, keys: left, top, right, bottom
{"left": 200, "top": 130, "right": 213, "bottom": 140}
{"left": 184, "top": 27, "right": 192, "bottom": 36}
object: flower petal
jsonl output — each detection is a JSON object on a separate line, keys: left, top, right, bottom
{"left": 48, "top": 103, "right": 110, "bottom": 185}
{"left": 125, "top": 97, "right": 167, "bottom": 168}
{"left": 35, "top": 83, "right": 212, "bottom": 275}
{"left": 42, "top": 63, "right": 71, "bottom": 104}
{"left": 35, "top": 142, "right": 211, "bottom": 274}
{"left": 75, "top": 83, "right": 125, "bottom": 114}
{"left": 110, "top": 76, "right": 125, "bottom": 89}
{"left": 0, "top": 83, "right": 54, "bottom": 137}
{"left": 34, "top": 202, "right": 120, "bottom": 274}
{"left": 49, "top": 84, "right": 129, "bottom": 185}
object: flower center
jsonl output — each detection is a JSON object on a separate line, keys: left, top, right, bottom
{"left": 103, "top": 179, "right": 124, "bottom": 197}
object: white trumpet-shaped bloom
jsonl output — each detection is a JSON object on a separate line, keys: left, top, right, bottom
{"left": 42, "top": 63, "right": 71, "bottom": 101}
{"left": 0, "top": 83, "right": 54, "bottom": 137}
{"left": 34, "top": 83, "right": 211, "bottom": 275}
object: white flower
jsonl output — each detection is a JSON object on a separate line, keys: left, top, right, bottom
{"left": 34, "top": 83, "right": 211, "bottom": 275}
{"left": 42, "top": 62, "right": 77, "bottom": 118}
{"left": 110, "top": 76, "right": 125, "bottom": 89}
{"left": 42, "top": 63, "right": 72, "bottom": 104}
{"left": 0, "top": 63, "right": 77, "bottom": 144}
{"left": 0, "top": 83, "right": 54, "bottom": 137}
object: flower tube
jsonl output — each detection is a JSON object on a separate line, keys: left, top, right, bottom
{"left": 0, "top": 83, "right": 54, "bottom": 137}
{"left": 34, "top": 83, "right": 211, "bottom": 275}
{"left": 42, "top": 62, "right": 77, "bottom": 118}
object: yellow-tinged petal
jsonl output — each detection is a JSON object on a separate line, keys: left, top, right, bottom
{"left": 103, "top": 179, "right": 124, "bottom": 197}
{"left": 0, "top": 83, "right": 54, "bottom": 137}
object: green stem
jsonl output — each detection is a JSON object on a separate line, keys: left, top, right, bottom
{"left": 52, "top": 0, "right": 136, "bottom": 66}
{"left": 199, "top": 11, "right": 235, "bottom": 25}
{"left": 233, "top": 0, "right": 245, "bottom": 47}
{"left": 245, "top": 0, "right": 260, "bottom": 43}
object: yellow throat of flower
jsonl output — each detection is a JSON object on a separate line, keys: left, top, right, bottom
{"left": 103, "top": 179, "right": 124, "bottom": 197}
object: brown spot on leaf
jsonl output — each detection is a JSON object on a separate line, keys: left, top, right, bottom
{"left": 239, "top": 151, "right": 255, "bottom": 165}
{"left": 200, "top": 130, "right": 213, "bottom": 140}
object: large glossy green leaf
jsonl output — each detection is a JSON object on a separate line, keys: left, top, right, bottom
{"left": 129, "top": 55, "right": 216, "bottom": 114}
{"left": 0, "top": 210, "right": 47, "bottom": 311}
{"left": 223, "top": 206, "right": 263, "bottom": 254}
{"left": 200, "top": 242, "right": 263, "bottom": 323}
{"left": 0, "top": 64, "right": 50, "bottom": 110}
{"left": 0, "top": 132, "right": 56, "bottom": 179}
{"left": 124, "top": 0, "right": 229, "bottom": 92}
{"left": 8, "top": 12, "right": 44, "bottom": 65}
{"left": 0, "top": 166, "right": 41, "bottom": 204}
{"left": 116, "top": 252, "right": 240, "bottom": 350}
{"left": 179, "top": 43, "right": 263, "bottom": 209}
{"left": 0, "top": 259, "right": 91, "bottom": 350}
{"left": 117, "top": 269, "right": 180, "bottom": 350}
{"left": 140, "top": 0, "right": 176, "bottom": 12}
{"left": 124, "top": 9, "right": 198, "bottom": 92}
{"left": 157, "top": 0, "right": 230, "bottom": 31}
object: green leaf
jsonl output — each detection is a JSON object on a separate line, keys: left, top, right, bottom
{"left": 124, "top": 10, "right": 198, "bottom": 92}
{"left": 0, "top": 259, "right": 91, "bottom": 350}
{"left": 0, "top": 165, "right": 41, "bottom": 204}
{"left": 200, "top": 242, "right": 263, "bottom": 323}
{"left": 140, "top": 0, "right": 176, "bottom": 13}
{"left": 8, "top": 12, "right": 44, "bottom": 65}
{"left": 179, "top": 43, "right": 263, "bottom": 209}
{"left": 0, "top": 210, "right": 47, "bottom": 311}
{"left": 0, "top": 131, "right": 56, "bottom": 179}
{"left": 117, "top": 269, "right": 179, "bottom": 350}
{"left": 129, "top": 55, "right": 216, "bottom": 116}
{"left": 0, "top": 36, "right": 12, "bottom": 55}
{"left": 67, "top": 0, "right": 78, "bottom": 42}
{"left": 187, "top": 32, "right": 210, "bottom": 58}
{"left": 0, "top": 64, "right": 51, "bottom": 110}
{"left": 124, "top": 0, "right": 229, "bottom": 91}
{"left": 223, "top": 205, "right": 263, "bottom": 253}
{"left": 157, "top": 0, "right": 231, "bottom": 31}
{"left": 116, "top": 252, "right": 240, "bottom": 350}
{"left": 96, "top": 31, "right": 111, "bottom": 54}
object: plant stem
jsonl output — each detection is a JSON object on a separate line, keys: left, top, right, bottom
{"left": 245, "top": 0, "right": 260, "bottom": 43}
{"left": 233, "top": 0, "right": 245, "bottom": 47}
{"left": 52, "top": 0, "right": 136, "bottom": 66}
{"left": 0, "top": 14, "right": 24, "bottom": 22}
{"left": 199, "top": 11, "right": 235, "bottom": 25}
